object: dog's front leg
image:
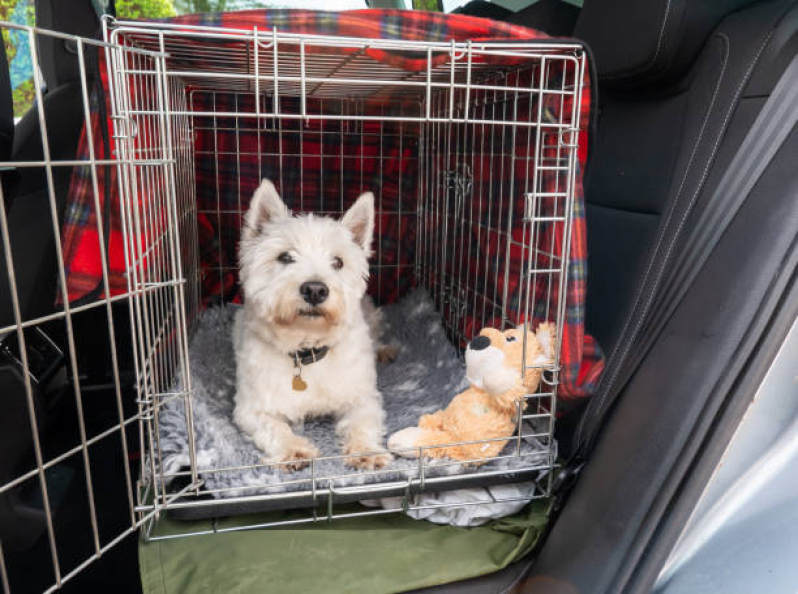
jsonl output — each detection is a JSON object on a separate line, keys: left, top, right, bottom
{"left": 234, "top": 409, "right": 319, "bottom": 471}
{"left": 336, "top": 398, "right": 393, "bottom": 471}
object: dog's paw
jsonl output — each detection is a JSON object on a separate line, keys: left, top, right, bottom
{"left": 265, "top": 438, "right": 320, "bottom": 472}
{"left": 376, "top": 345, "right": 399, "bottom": 364}
{"left": 344, "top": 450, "right": 393, "bottom": 471}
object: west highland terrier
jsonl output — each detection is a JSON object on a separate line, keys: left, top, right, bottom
{"left": 233, "top": 179, "right": 393, "bottom": 471}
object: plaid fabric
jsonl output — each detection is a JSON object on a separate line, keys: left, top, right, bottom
{"left": 59, "top": 53, "right": 123, "bottom": 302}
{"left": 418, "top": 64, "right": 601, "bottom": 400}
{"left": 190, "top": 94, "right": 421, "bottom": 307}
{"left": 60, "top": 9, "right": 603, "bottom": 400}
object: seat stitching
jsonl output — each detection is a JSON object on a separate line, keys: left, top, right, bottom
{"left": 578, "top": 29, "right": 775, "bottom": 450}
{"left": 603, "top": 0, "right": 673, "bottom": 81}
{"left": 651, "top": 0, "right": 674, "bottom": 70}
{"left": 575, "top": 35, "right": 730, "bottom": 447}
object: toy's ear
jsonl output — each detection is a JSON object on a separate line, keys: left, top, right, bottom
{"left": 520, "top": 323, "right": 556, "bottom": 391}
{"left": 535, "top": 322, "right": 557, "bottom": 361}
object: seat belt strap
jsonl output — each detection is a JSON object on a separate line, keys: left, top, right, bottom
{"left": 558, "top": 53, "right": 798, "bottom": 489}
{"left": 650, "top": 53, "right": 798, "bottom": 335}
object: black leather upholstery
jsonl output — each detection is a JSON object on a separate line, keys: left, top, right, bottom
{"left": 0, "top": 0, "right": 103, "bottom": 556}
{"left": 507, "top": 0, "right": 580, "bottom": 36}
{"left": 0, "top": 39, "right": 13, "bottom": 162}
{"left": 35, "top": 0, "right": 100, "bottom": 87}
{"left": 415, "top": 2, "right": 797, "bottom": 592}
{"left": 0, "top": 0, "right": 100, "bottom": 329}
{"left": 451, "top": 0, "right": 514, "bottom": 21}
{"left": 0, "top": 92, "right": 86, "bottom": 330}
{"left": 574, "top": 0, "right": 764, "bottom": 89}
{"left": 0, "top": 39, "right": 15, "bottom": 210}
{"left": 580, "top": 0, "right": 796, "bottom": 359}
{"left": 521, "top": 0, "right": 798, "bottom": 592}
{"left": 457, "top": 0, "right": 580, "bottom": 37}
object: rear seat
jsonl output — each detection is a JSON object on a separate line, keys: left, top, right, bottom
{"left": 412, "top": 1, "right": 797, "bottom": 592}
{"left": 524, "top": 0, "right": 798, "bottom": 591}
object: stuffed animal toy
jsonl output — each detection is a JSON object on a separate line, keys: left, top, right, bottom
{"left": 387, "top": 323, "right": 556, "bottom": 465}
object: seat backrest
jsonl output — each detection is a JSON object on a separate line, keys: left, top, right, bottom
{"left": 507, "top": 0, "right": 580, "bottom": 36}
{"left": 15, "top": 0, "right": 100, "bottom": 164}
{"left": 525, "top": 0, "right": 798, "bottom": 591}
{"left": 35, "top": 0, "right": 100, "bottom": 88}
{"left": 577, "top": 0, "right": 765, "bottom": 355}
{"left": 0, "top": 39, "right": 12, "bottom": 157}
{"left": 0, "top": 0, "right": 100, "bottom": 328}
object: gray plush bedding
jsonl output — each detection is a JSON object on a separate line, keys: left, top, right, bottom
{"left": 157, "top": 288, "right": 548, "bottom": 498}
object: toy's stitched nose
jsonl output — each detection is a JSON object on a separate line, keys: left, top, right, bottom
{"left": 470, "top": 335, "right": 490, "bottom": 351}
{"left": 300, "top": 281, "right": 329, "bottom": 305}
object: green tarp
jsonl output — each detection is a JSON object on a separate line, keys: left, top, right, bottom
{"left": 140, "top": 501, "right": 549, "bottom": 594}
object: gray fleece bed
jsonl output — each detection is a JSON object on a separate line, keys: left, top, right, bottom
{"left": 157, "top": 288, "right": 549, "bottom": 509}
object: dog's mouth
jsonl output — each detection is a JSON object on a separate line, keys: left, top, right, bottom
{"left": 273, "top": 305, "right": 341, "bottom": 327}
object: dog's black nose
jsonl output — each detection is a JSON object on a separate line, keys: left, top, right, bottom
{"left": 300, "top": 281, "right": 329, "bottom": 306}
{"left": 469, "top": 335, "right": 490, "bottom": 351}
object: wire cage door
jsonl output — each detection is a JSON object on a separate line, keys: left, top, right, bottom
{"left": 0, "top": 21, "right": 194, "bottom": 594}
{"left": 102, "top": 22, "right": 202, "bottom": 513}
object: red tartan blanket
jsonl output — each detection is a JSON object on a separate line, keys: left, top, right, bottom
{"left": 60, "top": 9, "right": 603, "bottom": 400}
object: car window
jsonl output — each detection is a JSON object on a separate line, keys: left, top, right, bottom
{"left": 1, "top": 0, "right": 35, "bottom": 121}
{"left": 116, "top": 0, "right": 177, "bottom": 19}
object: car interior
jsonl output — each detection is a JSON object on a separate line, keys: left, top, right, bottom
{"left": 0, "top": 0, "right": 796, "bottom": 592}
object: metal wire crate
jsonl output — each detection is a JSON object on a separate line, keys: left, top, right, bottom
{"left": 0, "top": 16, "right": 585, "bottom": 590}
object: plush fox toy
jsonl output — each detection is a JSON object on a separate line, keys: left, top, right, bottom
{"left": 388, "top": 323, "right": 556, "bottom": 465}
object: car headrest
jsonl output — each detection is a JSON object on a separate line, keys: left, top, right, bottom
{"left": 507, "top": 0, "right": 580, "bottom": 37}
{"left": 35, "top": 0, "right": 100, "bottom": 88}
{"left": 574, "top": 0, "right": 761, "bottom": 89}
{"left": 0, "top": 39, "right": 13, "bottom": 162}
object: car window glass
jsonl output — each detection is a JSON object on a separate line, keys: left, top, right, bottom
{"left": 1, "top": 0, "right": 35, "bottom": 122}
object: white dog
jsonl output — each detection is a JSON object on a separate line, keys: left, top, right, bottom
{"left": 233, "top": 179, "right": 392, "bottom": 471}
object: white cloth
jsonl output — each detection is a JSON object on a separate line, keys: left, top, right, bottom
{"left": 360, "top": 481, "right": 540, "bottom": 527}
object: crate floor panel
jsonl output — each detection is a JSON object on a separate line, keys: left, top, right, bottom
{"left": 157, "top": 288, "right": 548, "bottom": 500}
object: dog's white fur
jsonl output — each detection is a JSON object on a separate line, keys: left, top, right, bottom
{"left": 233, "top": 179, "right": 391, "bottom": 471}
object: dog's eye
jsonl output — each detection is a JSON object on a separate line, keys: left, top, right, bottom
{"left": 506, "top": 335, "right": 518, "bottom": 343}
{"left": 277, "top": 252, "right": 294, "bottom": 264}
{"left": 332, "top": 257, "right": 344, "bottom": 270}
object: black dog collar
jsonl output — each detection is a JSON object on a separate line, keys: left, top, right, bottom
{"left": 291, "top": 346, "right": 329, "bottom": 366}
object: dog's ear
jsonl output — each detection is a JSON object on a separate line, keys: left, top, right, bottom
{"left": 243, "top": 179, "right": 289, "bottom": 240}
{"left": 342, "top": 192, "right": 375, "bottom": 253}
